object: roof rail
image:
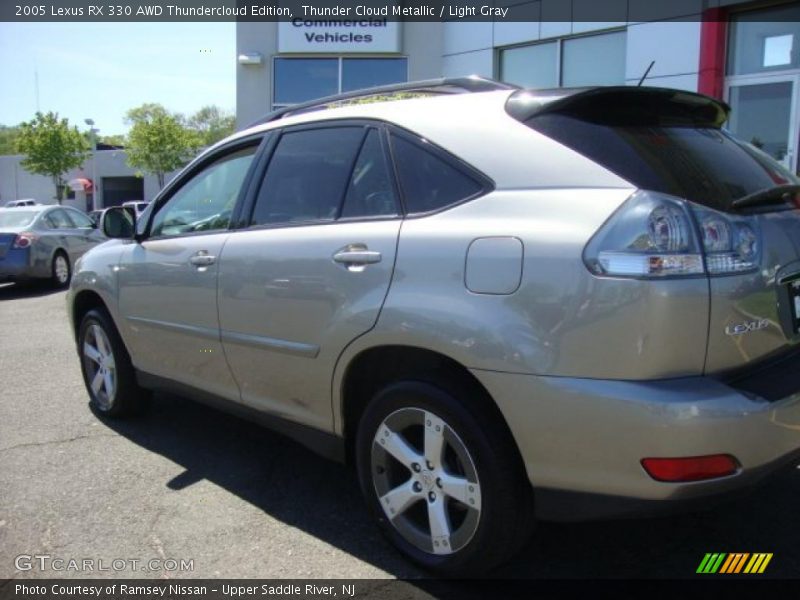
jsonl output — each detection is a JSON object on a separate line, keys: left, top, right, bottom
{"left": 244, "top": 76, "right": 518, "bottom": 129}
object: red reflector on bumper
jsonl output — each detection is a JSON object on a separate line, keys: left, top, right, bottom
{"left": 641, "top": 455, "right": 739, "bottom": 482}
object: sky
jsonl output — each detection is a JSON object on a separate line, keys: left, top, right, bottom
{"left": 0, "top": 22, "right": 236, "bottom": 135}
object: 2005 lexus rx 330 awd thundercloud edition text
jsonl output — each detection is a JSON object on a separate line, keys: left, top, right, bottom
{"left": 68, "top": 77, "right": 800, "bottom": 574}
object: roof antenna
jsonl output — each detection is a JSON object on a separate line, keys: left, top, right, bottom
{"left": 638, "top": 61, "right": 655, "bottom": 86}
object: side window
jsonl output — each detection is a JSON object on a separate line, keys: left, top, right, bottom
{"left": 251, "top": 127, "right": 364, "bottom": 226}
{"left": 340, "top": 129, "right": 398, "bottom": 219}
{"left": 150, "top": 146, "right": 257, "bottom": 238}
{"left": 45, "top": 209, "right": 74, "bottom": 229}
{"left": 66, "top": 209, "right": 94, "bottom": 228}
{"left": 390, "top": 134, "right": 485, "bottom": 214}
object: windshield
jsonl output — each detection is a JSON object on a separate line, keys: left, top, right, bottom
{"left": 0, "top": 211, "right": 37, "bottom": 228}
{"left": 526, "top": 113, "right": 800, "bottom": 212}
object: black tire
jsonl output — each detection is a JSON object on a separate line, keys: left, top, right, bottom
{"left": 51, "top": 251, "right": 71, "bottom": 288}
{"left": 356, "top": 379, "right": 533, "bottom": 575}
{"left": 78, "top": 308, "right": 150, "bottom": 417}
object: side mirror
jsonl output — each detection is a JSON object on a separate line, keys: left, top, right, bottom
{"left": 102, "top": 206, "right": 136, "bottom": 239}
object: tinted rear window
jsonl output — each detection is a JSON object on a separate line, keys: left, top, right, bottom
{"left": 526, "top": 112, "right": 799, "bottom": 212}
{"left": 252, "top": 127, "right": 364, "bottom": 226}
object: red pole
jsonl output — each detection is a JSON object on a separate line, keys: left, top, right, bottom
{"left": 698, "top": 7, "right": 728, "bottom": 100}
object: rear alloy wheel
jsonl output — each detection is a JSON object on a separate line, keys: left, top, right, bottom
{"left": 52, "top": 252, "right": 70, "bottom": 287}
{"left": 371, "top": 407, "right": 482, "bottom": 556}
{"left": 78, "top": 308, "right": 149, "bottom": 417}
{"left": 356, "top": 380, "right": 533, "bottom": 575}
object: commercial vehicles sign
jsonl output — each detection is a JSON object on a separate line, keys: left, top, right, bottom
{"left": 278, "top": 17, "right": 402, "bottom": 53}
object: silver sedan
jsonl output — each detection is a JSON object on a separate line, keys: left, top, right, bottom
{"left": 0, "top": 205, "right": 106, "bottom": 287}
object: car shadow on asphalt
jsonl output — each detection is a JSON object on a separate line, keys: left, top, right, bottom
{"left": 0, "top": 281, "right": 63, "bottom": 300}
{"left": 99, "top": 392, "right": 800, "bottom": 579}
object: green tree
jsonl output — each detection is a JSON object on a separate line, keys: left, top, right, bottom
{"left": 187, "top": 105, "right": 236, "bottom": 147}
{"left": 0, "top": 124, "right": 22, "bottom": 155}
{"left": 99, "top": 134, "right": 126, "bottom": 147}
{"left": 124, "top": 103, "right": 200, "bottom": 188}
{"left": 16, "top": 112, "right": 90, "bottom": 203}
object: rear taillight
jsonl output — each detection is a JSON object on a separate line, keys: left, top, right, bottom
{"left": 13, "top": 232, "right": 36, "bottom": 249}
{"left": 584, "top": 190, "right": 761, "bottom": 279}
{"left": 641, "top": 455, "right": 739, "bottom": 482}
{"left": 694, "top": 208, "right": 759, "bottom": 274}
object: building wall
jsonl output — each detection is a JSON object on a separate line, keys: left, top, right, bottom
{"left": 441, "top": 1, "right": 716, "bottom": 93}
{"left": 235, "top": 22, "right": 444, "bottom": 128}
{"left": 0, "top": 150, "right": 168, "bottom": 210}
{"left": 236, "top": 21, "right": 278, "bottom": 129}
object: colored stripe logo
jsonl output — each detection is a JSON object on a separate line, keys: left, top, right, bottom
{"left": 697, "top": 553, "right": 773, "bottom": 574}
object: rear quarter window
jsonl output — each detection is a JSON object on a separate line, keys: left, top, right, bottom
{"left": 390, "top": 133, "right": 488, "bottom": 214}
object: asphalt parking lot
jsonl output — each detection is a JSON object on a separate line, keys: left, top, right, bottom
{"left": 1, "top": 281, "right": 799, "bottom": 581}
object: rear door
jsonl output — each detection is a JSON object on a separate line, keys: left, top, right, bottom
{"left": 41, "top": 208, "right": 82, "bottom": 262}
{"left": 117, "top": 139, "right": 262, "bottom": 400}
{"left": 62, "top": 207, "right": 105, "bottom": 258}
{"left": 217, "top": 122, "right": 402, "bottom": 431}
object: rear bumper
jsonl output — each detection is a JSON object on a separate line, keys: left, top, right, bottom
{"left": 0, "top": 250, "right": 35, "bottom": 281}
{"left": 471, "top": 368, "right": 800, "bottom": 521}
{"left": 532, "top": 448, "right": 800, "bottom": 521}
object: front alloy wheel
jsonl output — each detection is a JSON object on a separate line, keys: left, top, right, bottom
{"left": 82, "top": 323, "right": 117, "bottom": 410}
{"left": 78, "top": 308, "right": 149, "bottom": 417}
{"left": 372, "top": 407, "right": 482, "bottom": 555}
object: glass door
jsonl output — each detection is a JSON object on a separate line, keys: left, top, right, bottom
{"left": 725, "top": 74, "right": 800, "bottom": 173}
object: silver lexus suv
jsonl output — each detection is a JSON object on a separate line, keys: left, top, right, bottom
{"left": 68, "top": 77, "right": 800, "bottom": 574}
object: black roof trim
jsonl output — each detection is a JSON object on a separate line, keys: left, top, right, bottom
{"left": 243, "top": 76, "right": 519, "bottom": 130}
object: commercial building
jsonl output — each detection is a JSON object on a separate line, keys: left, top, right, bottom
{"left": 4, "top": 1, "right": 798, "bottom": 207}
{"left": 237, "top": 0, "right": 800, "bottom": 173}
{"left": 0, "top": 146, "right": 162, "bottom": 211}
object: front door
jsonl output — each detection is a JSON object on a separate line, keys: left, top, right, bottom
{"left": 117, "top": 143, "right": 260, "bottom": 400}
{"left": 726, "top": 74, "right": 800, "bottom": 173}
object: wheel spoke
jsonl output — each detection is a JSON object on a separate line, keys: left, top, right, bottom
{"left": 424, "top": 411, "right": 446, "bottom": 468}
{"left": 376, "top": 424, "right": 423, "bottom": 469}
{"left": 427, "top": 498, "right": 452, "bottom": 554}
{"left": 103, "top": 370, "right": 114, "bottom": 398}
{"left": 90, "top": 369, "right": 104, "bottom": 394}
{"left": 378, "top": 481, "right": 419, "bottom": 519}
{"left": 94, "top": 329, "right": 110, "bottom": 358}
{"left": 439, "top": 473, "right": 481, "bottom": 510}
{"left": 83, "top": 342, "right": 102, "bottom": 364}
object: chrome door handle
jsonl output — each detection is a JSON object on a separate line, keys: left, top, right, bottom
{"left": 189, "top": 253, "right": 216, "bottom": 267}
{"left": 333, "top": 249, "right": 382, "bottom": 265}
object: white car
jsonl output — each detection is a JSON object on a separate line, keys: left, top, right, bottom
{"left": 4, "top": 199, "right": 38, "bottom": 208}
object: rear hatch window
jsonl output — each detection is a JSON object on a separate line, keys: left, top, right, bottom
{"left": 512, "top": 87, "right": 800, "bottom": 212}
{"left": 0, "top": 211, "right": 37, "bottom": 228}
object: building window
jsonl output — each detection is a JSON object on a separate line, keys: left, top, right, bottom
{"left": 273, "top": 57, "right": 408, "bottom": 107}
{"left": 727, "top": 4, "right": 800, "bottom": 76}
{"left": 500, "top": 30, "right": 626, "bottom": 89}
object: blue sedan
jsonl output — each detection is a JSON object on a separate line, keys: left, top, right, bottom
{"left": 0, "top": 205, "right": 106, "bottom": 287}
